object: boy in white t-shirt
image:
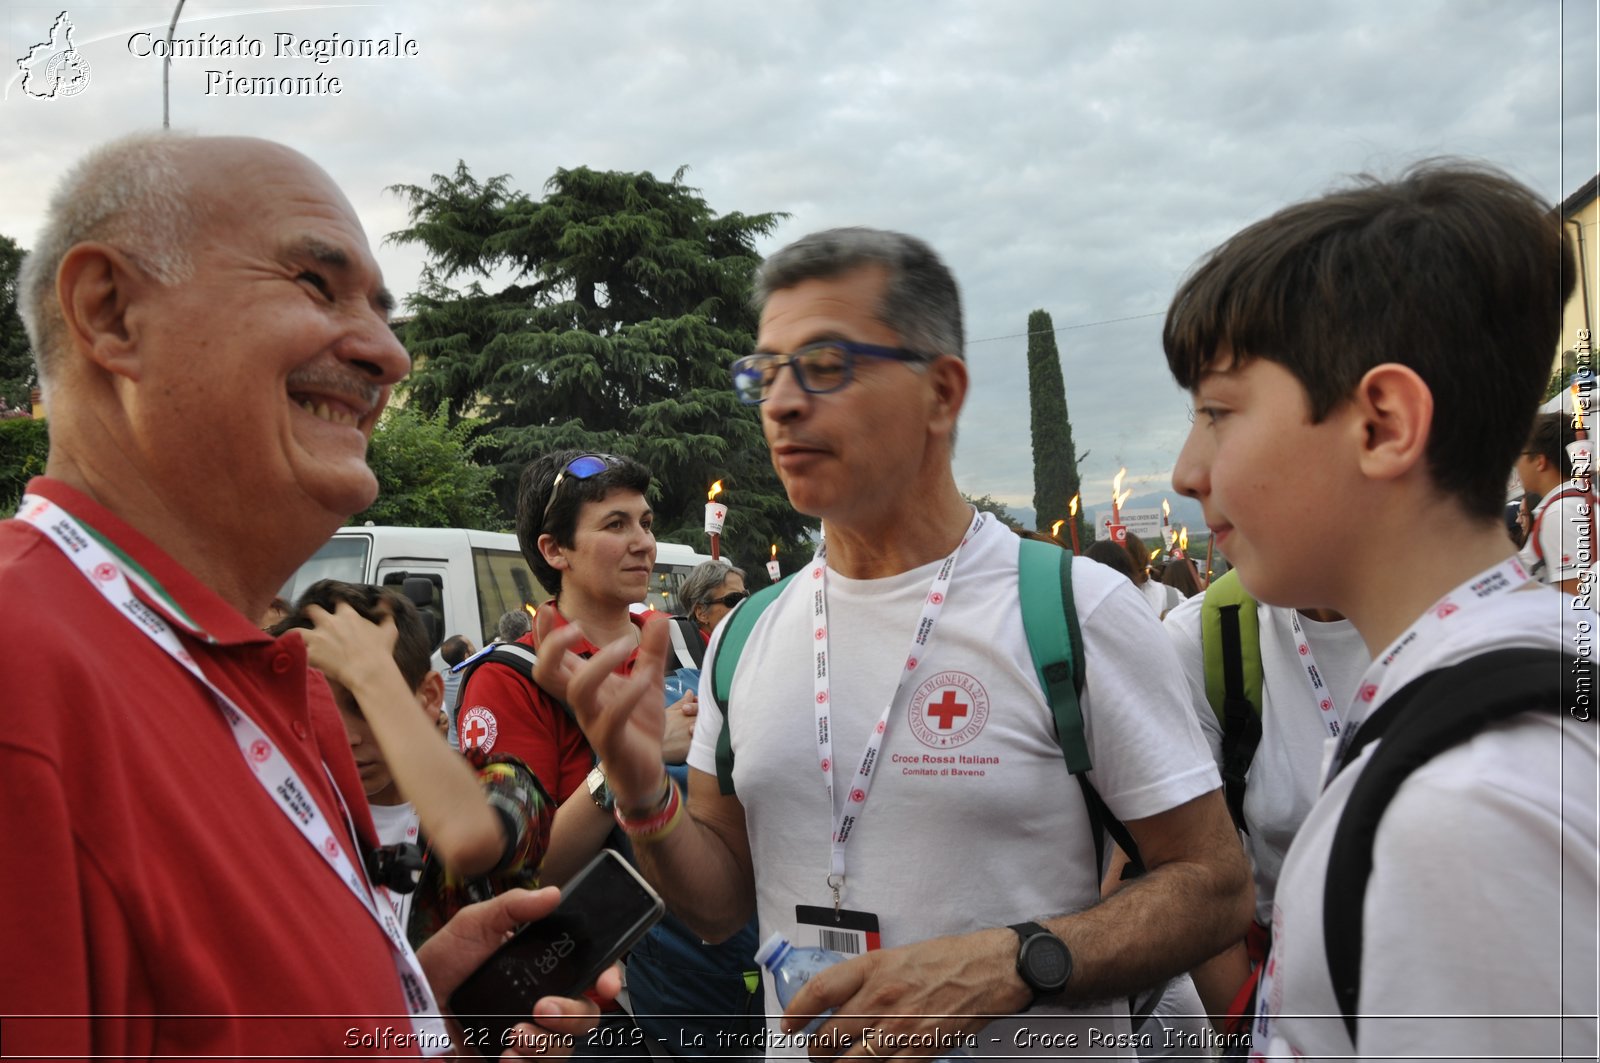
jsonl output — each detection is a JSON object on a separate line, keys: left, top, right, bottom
{"left": 1515, "top": 411, "right": 1597, "bottom": 596}
{"left": 276, "top": 580, "right": 552, "bottom": 945}
{"left": 1162, "top": 163, "right": 1597, "bottom": 1060}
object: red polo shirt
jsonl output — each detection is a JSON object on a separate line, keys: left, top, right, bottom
{"left": 0, "top": 479, "right": 417, "bottom": 1059}
{"left": 456, "top": 604, "right": 658, "bottom": 801}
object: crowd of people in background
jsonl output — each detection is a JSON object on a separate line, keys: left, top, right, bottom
{"left": 1, "top": 130, "right": 1594, "bottom": 1063}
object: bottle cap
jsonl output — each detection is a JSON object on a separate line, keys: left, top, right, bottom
{"left": 753, "top": 932, "right": 790, "bottom": 967}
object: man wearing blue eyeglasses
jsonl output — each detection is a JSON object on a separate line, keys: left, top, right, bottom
{"left": 539, "top": 227, "right": 1250, "bottom": 1059}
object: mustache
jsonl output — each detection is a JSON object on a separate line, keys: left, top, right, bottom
{"left": 285, "top": 365, "right": 382, "bottom": 412}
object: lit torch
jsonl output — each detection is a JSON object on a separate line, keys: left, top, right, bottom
{"left": 767, "top": 543, "right": 781, "bottom": 582}
{"left": 705, "top": 480, "right": 726, "bottom": 560}
{"left": 1108, "top": 469, "right": 1130, "bottom": 545}
{"left": 1067, "top": 494, "right": 1082, "bottom": 553}
{"left": 1162, "top": 498, "right": 1173, "bottom": 553}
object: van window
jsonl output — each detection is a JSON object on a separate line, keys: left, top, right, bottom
{"left": 277, "top": 534, "right": 370, "bottom": 604}
{"left": 473, "top": 547, "right": 548, "bottom": 645}
{"left": 649, "top": 565, "right": 695, "bottom": 614}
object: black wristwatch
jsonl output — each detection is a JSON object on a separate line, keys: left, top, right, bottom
{"left": 1008, "top": 921, "right": 1072, "bottom": 1008}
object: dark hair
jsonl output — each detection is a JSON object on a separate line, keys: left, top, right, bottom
{"left": 755, "top": 227, "right": 965, "bottom": 361}
{"left": 1086, "top": 539, "right": 1137, "bottom": 581}
{"left": 1164, "top": 161, "right": 1574, "bottom": 520}
{"left": 271, "top": 580, "right": 432, "bottom": 692}
{"left": 440, "top": 634, "right": 474, "bottom": 668}
{"left": 1122, "top": 530, "right": 1152, "bottom": 586}
{"left": 1525, "top": 412, "right": 1576, "bottom": 481}
{"left": 515, "top": 450, "right": 654, "bottom": 596}
{"left": 1162, "top": 559, "right": 1201, "bottom": 598}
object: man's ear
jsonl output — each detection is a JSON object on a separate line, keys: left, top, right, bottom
{"left": 1352, "top": 363, "right": 1433, "bottom": 482}
{"left": 56, "top": 243, "right": 150, "bottom": 381}
{"left": 416, "top": 670, "right": 445, "bottom": 716}
{"left": 927, "top": 354, "right": 969, "bottom": 435}
{"left": 537, "top": 532, "right": 568, "bottom": 571}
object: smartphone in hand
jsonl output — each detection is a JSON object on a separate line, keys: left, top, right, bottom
{"left": 449, "top": 849, "right": 666, "bottom": 1057}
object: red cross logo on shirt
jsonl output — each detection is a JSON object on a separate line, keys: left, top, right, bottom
{"left": 459, "top": 706, "right": 498, "bottom": 752}
{"left": 926, "top": 690, "right": 969, "bottom": 730}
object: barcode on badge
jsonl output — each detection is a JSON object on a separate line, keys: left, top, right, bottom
{"left": 819, "top": 927, "right": 864, "bottom": 954}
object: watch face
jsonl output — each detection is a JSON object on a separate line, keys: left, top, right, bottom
{"left": 1023, "top": 936, "right": 1071, "bottom": 992}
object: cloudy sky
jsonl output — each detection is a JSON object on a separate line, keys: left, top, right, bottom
{"left": 2, "top": 0, "right": 1595, "bottom": 522}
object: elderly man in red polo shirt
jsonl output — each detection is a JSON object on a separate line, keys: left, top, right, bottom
{"left": 0, "top": 132, "right": 610, "bottom": 1060}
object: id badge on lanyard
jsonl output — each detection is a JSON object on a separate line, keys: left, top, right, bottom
{"left": 15, "top": 494, "right": 450, "bottom": 1053}
{"left": 808, "top": 508, "right": 984, "bottom": 929}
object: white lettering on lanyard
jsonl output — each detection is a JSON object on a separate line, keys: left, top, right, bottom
{"left": 15, "top": 495, "right": 449, "bottom": 1053}
{"left": 813, "top": 508, "right": 984, "bottom": 906}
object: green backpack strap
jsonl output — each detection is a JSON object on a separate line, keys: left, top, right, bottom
{"left": 1199, "top": 569, "right": 1263, "bottom": 830}
{"left": 711, "top": 573, "right": 795, "bottom": 795}
{"left": 1017, "top": 537, "right": 1090, "bottom": 774}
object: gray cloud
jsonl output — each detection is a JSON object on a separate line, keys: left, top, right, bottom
{"left": 1, "top": 0, "right": 1591, "bottom": 516}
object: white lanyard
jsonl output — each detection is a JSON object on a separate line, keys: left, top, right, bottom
{"left": 15, "top": 495, "right": 449, "bottom": 1053}
{"left": 1323, "top": 554, "right": 1530, "bottom": 784}
{"left": 1287, "top": 612, "right": 1344, "bottom": 741}
{"left": 811, "top": 508, "right": 984, "bottom": 908}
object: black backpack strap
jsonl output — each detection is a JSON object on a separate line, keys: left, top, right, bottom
{"left": 666, "top": 614, "right": 706, "bottom": 671}
{"left": 1323, "top": 647, "right": 1590, "bottom": 1042}
{"left": 452, "top": 642, "right": 579, "bottom": 728}
{"left": 1216, "top": 603, "right": 1263, "bottom": 832}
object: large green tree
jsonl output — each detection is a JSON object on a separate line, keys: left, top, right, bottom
{"left": 388, "top": 164, "right": 811, "bottom": 561}
{"left": 0, "top": 234, "right": 34, "bottom": 412}
{"left": 354, "top": 405, "right": 505, "bottom": 530}
{"left": 1026, "top": 309, "right": 1088, "bottom": 545}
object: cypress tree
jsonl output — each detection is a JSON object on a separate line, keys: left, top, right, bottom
{"left": 1026, "top": 309, "right": 1087, "bottom": 545}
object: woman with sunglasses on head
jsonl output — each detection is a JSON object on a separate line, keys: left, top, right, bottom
{"left": 677, "top": 559, "right": 748, "bottom": 643}
{"left": 455, "top": 449, "right": 762, "bottom": 1060}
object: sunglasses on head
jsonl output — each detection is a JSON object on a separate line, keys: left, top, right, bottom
{"left": 705, "top": 591, "right": 749, "bottom": 609}
{"left": 541, "top": 453, "right": 624, "bottom": 529}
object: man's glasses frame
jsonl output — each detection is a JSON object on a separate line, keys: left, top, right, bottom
{"left": 541, "top": 453, "right": 624, "bottom": 531}
{"left": 730, "top": 340, "right": 934, "bottom": 405}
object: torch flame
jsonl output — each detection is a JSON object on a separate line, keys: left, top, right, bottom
{"left": 1149, "top": 546, "right": 1161, "bottom": 561}
{"left": 1069, "top": 494, "right": 1079, "bottom": 518}
{"left": 708, "top": 480, "right": 724, "bottom": 501}
{"left": 1162, "top": 498, "right": 1170, "bottom": 520}
{"left": 1573, "top": 385, "right": 1586, "bottom": 432}
{"left": 1179, "top": 527, "right": 1189, "bottom": 552}
{"left": 1050, "top": 519, "right": 1065, "bottom": 539}
{"left": 524, "top": 602, "right": 537, "bottom": 620}
{"left": 770, "top": 543, "right": 778, "bottom": 559}
{"left": 1112, "top": 467, "right": 1125, "bottom": 504}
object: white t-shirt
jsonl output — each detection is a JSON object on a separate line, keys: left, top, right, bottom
{"left": 1138, "top": 578, "right": 1183, "bottom": 618}
{"left": 1164, "top": 595, "right": 1370, "bottom": 922}
{"left": 688, "top": 515, "right": 1221, "bottom": 1058}
{"left": 1255, "top": 575, "right": 1598, "bottom": 1060}
{"left": 1518, "top": 477, "right": 1598, "bottom": 588}
{"left": 370, "top": 801, "right": 422, "bottom": 931}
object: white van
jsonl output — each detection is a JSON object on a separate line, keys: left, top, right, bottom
{"left": 277, "top": 526, "right": 712, "bottom": 663}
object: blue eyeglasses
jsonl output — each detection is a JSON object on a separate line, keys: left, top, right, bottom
{"left": 730, "top": 340, "right": 933, "bottom": 405}
{"left": 542, "top": 453, "right": 623, "bottom": 529}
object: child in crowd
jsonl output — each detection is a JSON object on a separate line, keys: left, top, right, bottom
{"left": 1515, "top": 411, "right": 1596, "bottom": 595}
{"left": 1163, "top": 162, "right": 1596, "bottom": 1059}
{"left": 274, "top": 580, "right": 552, "bottom": 946}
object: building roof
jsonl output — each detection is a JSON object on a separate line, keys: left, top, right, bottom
{"left": 1560, "top": 173, "right": 1599, "bottom": 218}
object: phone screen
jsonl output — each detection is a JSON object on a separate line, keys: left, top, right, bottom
{"left": 448, "top": 849, "right": 666, "bottom": 1056}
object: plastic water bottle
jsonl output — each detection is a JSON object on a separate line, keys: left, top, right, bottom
{"left": 754, "top": 933, "right": 971, "bottom": 1058}
{"left": 754, "top": 932, "right": 845, "bottom": 1036}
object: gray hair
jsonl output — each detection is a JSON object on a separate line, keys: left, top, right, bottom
{"left": 19, "top": 131, "right": 200, "bottom": 393}
{"left": 754, "top": 227, "right": 965, "bottom": 361}
{"left": 679, "top": 558, "right": 747, "bottom": 614}
{"left": 496, "top": 609, "right": 532, "bottom": 643}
